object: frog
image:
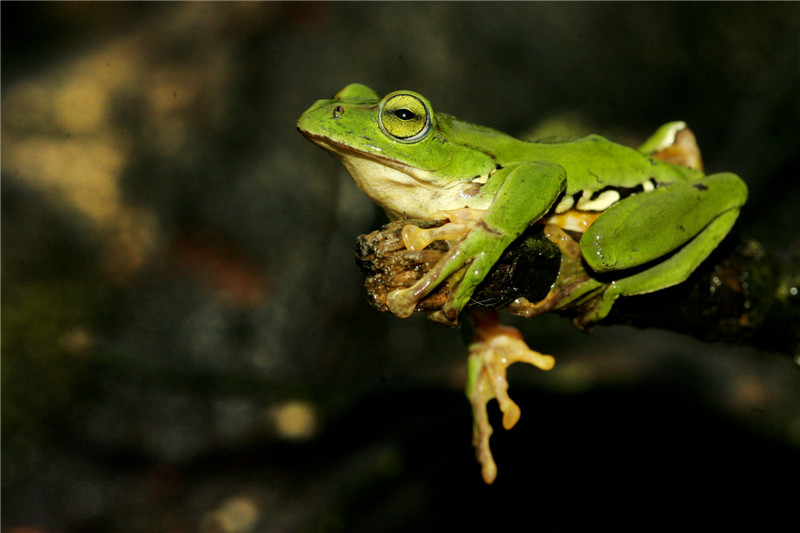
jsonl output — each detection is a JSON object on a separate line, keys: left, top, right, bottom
{"left": 297, "top": 83, "right": 747, "bottom": 484}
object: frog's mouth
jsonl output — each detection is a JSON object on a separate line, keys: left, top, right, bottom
{"left": 299, "top": 129, "right": 471, "bottom": 220}
{"left": 299, "top": 129, "right": 431, "bottom": 184}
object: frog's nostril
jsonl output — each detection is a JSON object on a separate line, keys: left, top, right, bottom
{"left": 332, "top": 105, "right": 345, "bottom": 118}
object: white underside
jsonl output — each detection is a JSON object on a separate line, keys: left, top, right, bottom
{"left": 331, "top": 146, "right": 489, "bottom": 220}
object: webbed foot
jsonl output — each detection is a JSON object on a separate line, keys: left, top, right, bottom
{"left": 386, "top": 208, "right": 485, "bottom": 318}
{"left": 466, "top": 310, "right": 555, "bottom": 484}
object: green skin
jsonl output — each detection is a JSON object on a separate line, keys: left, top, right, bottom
{"left": 297, "top": 83, "right": 748, "bottom": 327}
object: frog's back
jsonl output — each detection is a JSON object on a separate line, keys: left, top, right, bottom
{"left": 513, "top": 134, "right": 701, "bottom": 192}
{"left": 448, "top": 118, "right": 702, "bottom": 194}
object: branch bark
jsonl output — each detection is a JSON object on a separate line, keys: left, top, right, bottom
{"left": 356, "top": 219, "right": 800, "bottom": 357}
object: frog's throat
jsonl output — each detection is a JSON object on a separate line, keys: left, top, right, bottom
{"left": 306, "top": 134, "right": 485, "bottom": 220}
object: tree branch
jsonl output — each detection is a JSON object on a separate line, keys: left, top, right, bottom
{"left": 356, "top": 219, "right": 800, "bottom": 357}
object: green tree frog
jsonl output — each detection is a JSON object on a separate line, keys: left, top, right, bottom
{"left": 297, "top": 84, "right": 747, "bottom": 483}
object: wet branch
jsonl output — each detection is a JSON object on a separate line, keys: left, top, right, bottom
{"left": 356, "top": 219, "right": 800, "bottom": 357}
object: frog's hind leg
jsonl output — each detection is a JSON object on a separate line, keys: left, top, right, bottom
{"left": 576, "top": 199, "right": 742, "bottom": 328}
{"left": 576, "top": 170, "right": 747, "bottom": 327}
{"left": 581, "top": 172, "right": 747, "bottom": 274}
{"left": 609, "top": 206, "right": 740, "bottom": 296}
{"left": 638, "top": 121, "right": 704, "bottom": 171}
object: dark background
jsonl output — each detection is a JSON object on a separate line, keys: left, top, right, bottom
{"left": 3, "top": 2, "right": 800, "bottom": 531}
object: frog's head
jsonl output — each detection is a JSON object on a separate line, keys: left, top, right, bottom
{"left": 298, "top": 84, "right": 497, "bottom": 218}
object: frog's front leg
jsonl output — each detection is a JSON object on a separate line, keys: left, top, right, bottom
{"left": 386, "top": 161, "right": 567, "bottom": 324}
{"left": 466, "top": 309, "right": 555, "bottom": 484}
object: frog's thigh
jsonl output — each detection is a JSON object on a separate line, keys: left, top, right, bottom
{"left": 608, "top": 207, "right": 739, "bottom": 297}
{"left": 581, "top": 172, "right": 746, "bottom": 273}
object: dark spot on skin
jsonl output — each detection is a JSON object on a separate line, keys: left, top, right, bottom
{"left": 462, "top": 183, "right": 483, "bottom": 197}
{"left": 333, "top": 105, "right": 345, "bottom": 119}
{"left": 693, "top": 183, "right": 709, "bottom": 191}
{"left": 478, "top": 220, "right": 503, "bottom": 236}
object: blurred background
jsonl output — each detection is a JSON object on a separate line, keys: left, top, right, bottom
{"left": 3, "top": 2, "right": 800, "bottom": 531}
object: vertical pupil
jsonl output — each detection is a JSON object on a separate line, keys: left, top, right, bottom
{"left": 395, "top": 108, "right": 415, "bottom": 120}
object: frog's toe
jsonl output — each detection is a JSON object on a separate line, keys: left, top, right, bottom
{"left": 401, "top": 215, "right": 478, "bottom": 252}
{"left": 386, "top": 288, "right": 419, "bottom": 318}
{"left": 401, "top": 224, "right": 435, "bottom": 251}
{"left": 571, "top": 287, "right": 618, "bottom": 331}
{"left": 473, "top": 331, "right": 554, "bottom": 428}
{"left": 427, "top": 309, "right": 460, "bottom": 327}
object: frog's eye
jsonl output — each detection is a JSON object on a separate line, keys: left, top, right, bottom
{"left": 379, "top": 93, "right": 431, "bottom": 142}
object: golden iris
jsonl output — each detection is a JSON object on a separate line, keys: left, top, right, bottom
{"left": 379, "top": 93, "right": 430, "bottom": 141}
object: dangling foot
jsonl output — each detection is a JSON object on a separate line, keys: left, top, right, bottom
{"left": 466, "top": 309, "right": 555, "bottom": 484}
